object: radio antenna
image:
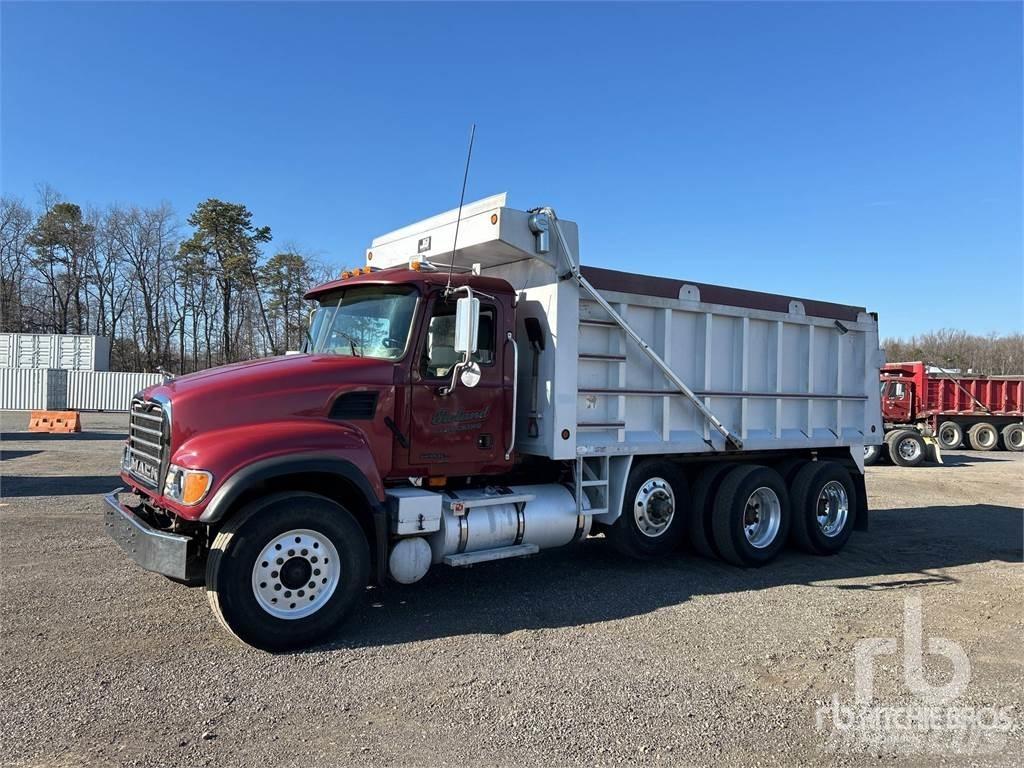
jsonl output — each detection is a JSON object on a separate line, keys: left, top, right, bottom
{"left": 445, "top": 123, "right": 476, "bottom": 294}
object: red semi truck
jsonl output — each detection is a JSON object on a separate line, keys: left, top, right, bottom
{"left": 866, "top": 361, "right": 1024, "bottom": 466}
{"left": 104, "top": 195, "right": 884, "bottom": 651}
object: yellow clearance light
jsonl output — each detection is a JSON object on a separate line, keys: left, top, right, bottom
{"left": 341, "top": 270, "right": 352, "bottom": 279}
{"left": 410, "top": 260, "right": 422, "bottom": 271}
{"left": 490, "top": 213, "right": 498, "bottom": 225}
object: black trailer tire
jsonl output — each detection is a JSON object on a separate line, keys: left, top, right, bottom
{"left": 789, "top": 461, "right": 858, "bottom": 555}
{"left": 687, "top": 463, "right": 732, "bottom": 559}
{"left": 937, "top": 421, "right": 963, "bottom": 450}
{"left": 206, "top": 492, "right": 370, "bottom": 652}
{"left": 608, "top": 459, "right": 689, "bottom": 559}
{"left": 772, "top": 457, "right": 809, "bottom": 485}
{"left": 711, "top": 465, "right": 790, "bottom": 567}
{"left": 863, "top": 444, "right": 882, "bottom": 466}
{"left": 967, "top": 422, "right": 998, "bottom": 451}
{"left": 887, "top": 430, "right": 925, "bottom": 467}
{"left": 1001, "top": 423, "right": 1024, "bottom": 452}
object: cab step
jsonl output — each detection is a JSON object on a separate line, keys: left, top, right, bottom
{"left": 442, "top": 543, "right": 539, "bottom": 567}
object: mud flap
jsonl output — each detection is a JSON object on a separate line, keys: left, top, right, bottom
{"left": 852, "top": 471, "right": 869, "bottom": 532}
{"left": 924, "top": 435, "right": 943, "bottom": 464}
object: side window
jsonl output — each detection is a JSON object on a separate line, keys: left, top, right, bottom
{"left": 421, "top": 298, "right": 497, "bottom": 378}
{"left": 889, "top": 381, "right": 906, "bottom": 399}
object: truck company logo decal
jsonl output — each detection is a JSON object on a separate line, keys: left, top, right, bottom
{"left": 431, "top": 405, "right": 490, "bottom": 433}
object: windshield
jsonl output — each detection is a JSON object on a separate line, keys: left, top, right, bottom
{"left": 306, "top": 285, "right": 418, "bottom": 359}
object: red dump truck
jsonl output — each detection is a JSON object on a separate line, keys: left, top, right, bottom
{"left": 103, "top": 194, "right": 884, "bottom": 651}
{"left": 867, "top": 361, "right": 1024, "bottom": 466}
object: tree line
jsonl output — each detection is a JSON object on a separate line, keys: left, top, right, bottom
{"left": 2, "top": 189, "right": 1020, "bottom": 377}
{"left": 883, "top": 329, "right": 1023, "bottom": 376}
{"left": 0, "top": 188, "right": 336, "bottom": 372}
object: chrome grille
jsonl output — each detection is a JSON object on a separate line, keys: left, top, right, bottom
{"left": 127, "top": 397, "right": 168, "bottom": 487}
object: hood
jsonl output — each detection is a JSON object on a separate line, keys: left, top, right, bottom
{"left": 142, "top": 353, "right": 395, "bottom": 446}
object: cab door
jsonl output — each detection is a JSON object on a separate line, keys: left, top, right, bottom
{"left": 883, "top": 379, "right": 913, "bottom": 421}
{"left": 407, "top": 291, "right": 507, "bottom": 473}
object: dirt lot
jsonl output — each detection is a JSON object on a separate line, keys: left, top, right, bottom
{"left": 1, "top": 411, "right": 1021, "bottom": 767}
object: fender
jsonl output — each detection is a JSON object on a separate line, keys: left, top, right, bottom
{"left": 159, "top": 419, "right": 386, "bottom": 520}
{"left": 199, "top": 453, "right": 384, "bottom": 524}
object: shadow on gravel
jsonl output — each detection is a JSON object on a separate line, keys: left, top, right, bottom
{"left": 939, "top": 453, "right": 1014, "bottom": 467}
{"left": 2, "top": 474, "right": 122, "bottom": 497}
{"left": 0, "top": 431, "right": 126, "bottom": 442}
{"left": 309, "top": 503, "right": 1023, "bottom": 653}
{"left": 0, "top": 450, "right": 43, "bottom": 461}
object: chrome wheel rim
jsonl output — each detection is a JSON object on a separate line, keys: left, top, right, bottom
{"left": 939, "top": 426, "right": 959, "bottom": 447}
{"left": 898, "top": 437, "right": 922, "bottom": 461}
{"left": 251, "top": 528, "right": 340, "bottom": 620}
{"left": 816, "top": 480, "right": 849, "bottom": 537}
{"left": 976, "top": 428, "right": 996, "bottom": 448}
{"left": 864, "top": 445, "right": 877, "bottom": 459}
{"left": 743, "top": 487, "right": 781, "bottom": 549}
{"left": 634, "top": 477, "right": 675, "bottom": 538}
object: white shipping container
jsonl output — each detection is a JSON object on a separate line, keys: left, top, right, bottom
{"left": 67, "top": 371, "right": 163, "bottom": 411}
{"left": 0, "top": 369, "right": 67, "bottom": 410}
{"left": 0, "top": 334, "right": 110, "bottom": 371}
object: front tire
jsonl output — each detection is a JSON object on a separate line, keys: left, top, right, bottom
{"left": 607, "top": 459, "right": 689, "bottom": 559}
{"left": 711, "top": 465, "right": 790, "bottom": 567}
{"left": 206, "top": 492, "right": 370, "bottom": 652}
{"left": 887, "top": 430, "right": 925, "bottom": 467}
{"left": 789, "top": 461, "right": 857, "bottom": 555}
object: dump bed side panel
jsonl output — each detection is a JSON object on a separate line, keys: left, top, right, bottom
{"left": 572, "top": 284, "right": 883, "bottom": 457}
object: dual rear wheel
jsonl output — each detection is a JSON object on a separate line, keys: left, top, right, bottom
{"left": 609, "top": 458, "right": 858, "bottom": 567}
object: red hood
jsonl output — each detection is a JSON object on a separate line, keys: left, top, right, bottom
{"left": 141, "top": 353, "right": 395, "bottom": 446}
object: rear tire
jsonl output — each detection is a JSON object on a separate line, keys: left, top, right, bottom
{"left": 789, "top": 462, "right": 858, "bottom": 555}
{"left": 711, "top": 465, "right": 790, "bottom": 567}
{"left": 206, "top": 492, "right": 370, "bottom": 652}
{"left": 608, "top": 459, "right": 689, "bottom": 559}
{"left": 687, "top": 463, "right": 732, "bottom": 558}
{"left": 887, "top": 430, "right": 925, "bottom": 467}
{"left": 967, "top": 422, "right": 998, "bottom": 451}
{"left": 937, "top": 421, "right": 963, "bottom": 450}
{"left": 1000, "top": 423, "right": 1023, "bottom": 452}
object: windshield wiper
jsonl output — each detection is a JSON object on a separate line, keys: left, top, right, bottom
{"left": 334, "top": 328, "right": 362, "bottom": 357}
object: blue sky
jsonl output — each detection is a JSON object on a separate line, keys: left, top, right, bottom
{"left": 3, "top": 1, "right": 1021, "bottom": 337}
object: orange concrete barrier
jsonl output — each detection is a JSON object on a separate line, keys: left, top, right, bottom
{"left": 28, "top": 410, "right": 82, "bottom": 433}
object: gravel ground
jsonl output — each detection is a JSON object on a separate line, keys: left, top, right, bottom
{"left": 1, "top": 411, "right": 1021, "bottom": 767}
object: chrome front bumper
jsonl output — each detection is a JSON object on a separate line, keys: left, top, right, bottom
{"left": 103, "top": 488, "right": 203, "bottom": 583}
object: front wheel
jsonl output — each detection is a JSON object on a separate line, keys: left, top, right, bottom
{"left": 887, "top": 430, "right": 925, "bottom": 467}
{"left": 607, "top": 459, "right": 689, "bottom": 559}
{"left": 206, "top": 492, "right": 370, "bottom": 652}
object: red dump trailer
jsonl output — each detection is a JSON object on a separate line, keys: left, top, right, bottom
{"left": 874, "top": 362, "right": 1023, "bottom": 464}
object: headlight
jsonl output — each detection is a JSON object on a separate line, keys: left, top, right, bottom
{"left": 163, "top": 464, "right": 213, "bottom": 506}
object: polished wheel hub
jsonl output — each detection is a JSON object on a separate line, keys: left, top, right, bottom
{"left": 251, "top": 529, "right": 340, "bottom": 620}
{"left": 815, "top": 480, "right": 849, "bottom": 537}
{"left": 634, "top": 478, "right": 675, "bottom": 538}
{"left": 742, "top": 487, "right": 781, "bottom": 549}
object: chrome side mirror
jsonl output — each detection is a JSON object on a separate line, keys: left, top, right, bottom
{"left": 453, "top": 296, "right": 480, "bottom": 354}
{"left": 459, "top": 361, "right": 482, "bottom": 389}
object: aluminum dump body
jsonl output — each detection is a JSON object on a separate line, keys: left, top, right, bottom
{"left": 366, "top": 194, "right": 884, "bottom": 462}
